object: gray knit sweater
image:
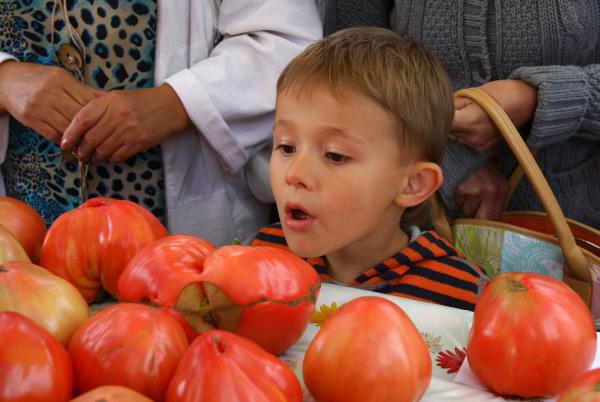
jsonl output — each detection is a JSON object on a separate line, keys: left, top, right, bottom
{"left": 324, "top": 0, "right": 600, "bottom": 228}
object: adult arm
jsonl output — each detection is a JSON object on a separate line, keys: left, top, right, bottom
{"left": 510, "top": 63, "right": 600, "bottom": 149}
{"left": 164, "top": 0, "right": 322, "bottom": 175}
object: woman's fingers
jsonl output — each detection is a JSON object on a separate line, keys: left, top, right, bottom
{"left": 110, "top": 144, "right": 136, "bottom": 164}
{"left": 32, "top": 121, "right": 62, "bottom": 144}
{"left": 61, "top": 97, "right": 108, "bottom": 152}
{"left": 94, "top": 132, "right": 124, "bottom": 163}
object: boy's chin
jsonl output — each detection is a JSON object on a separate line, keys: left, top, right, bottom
{"left": 286, "top": 239, "right": 328, "bottom": 259}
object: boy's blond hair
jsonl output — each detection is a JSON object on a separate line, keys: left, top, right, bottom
{"left": 277, "top": 27, "right": 454, "bottom": 225}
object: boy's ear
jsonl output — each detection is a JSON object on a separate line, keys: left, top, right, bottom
{"left": 394, "top": 162, "right": 443, "bottom": 208}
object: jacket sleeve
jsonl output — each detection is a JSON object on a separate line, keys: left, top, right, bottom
{"left": 164, "top": 0, "right": 322, "bottom": 175}
{"left": 509, "top": 63, "right": 600, "bottom": 150}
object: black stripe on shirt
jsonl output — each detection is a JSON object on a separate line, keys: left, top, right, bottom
{"left": 408, "top": 239, "right": 436, "bottom": 260}
{"left": 384, "top": 283, "right": 476, "bottom": 311}
{"left": 254, "top": 232, "right": 288, "bottom": 247}
{"left": 436, "top": 256, "right": 481, "bottom": 279}
{"left": 422, "top": 231, "right": 458, "bottom": 257}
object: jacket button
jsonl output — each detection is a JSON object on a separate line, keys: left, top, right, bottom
{"left": 58, "top": 43, "right": 84, "bottom": 74}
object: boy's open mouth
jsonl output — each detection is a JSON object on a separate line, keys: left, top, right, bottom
{"left": 285, "top": 203, "right": 314, "bottom": 220}
{"left": 291, "top": 208, "right": 311, "bottom": 220}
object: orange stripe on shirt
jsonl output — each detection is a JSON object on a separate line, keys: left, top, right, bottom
{"left": 389, "top": 274, "right": 478, "bottom": 305}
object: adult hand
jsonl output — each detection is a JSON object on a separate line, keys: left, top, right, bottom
{"left": 0, "top": 61, "right": 100, "bottom": 143}
{"left": 61, "top": 84, "right": 191, "bottom": 163}
{"left": 451, "top": 79, "right": 538, "bottom": 151}
{"left": 455, "top": 160, "right": 509, "bottom": 220}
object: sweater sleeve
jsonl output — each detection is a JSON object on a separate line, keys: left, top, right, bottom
{"left": 509, "top": 64, "right": 600, "bottom": 150}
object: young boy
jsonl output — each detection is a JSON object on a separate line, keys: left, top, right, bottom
{"left": 252, "top": 27, "right": 484, "bottom": 311}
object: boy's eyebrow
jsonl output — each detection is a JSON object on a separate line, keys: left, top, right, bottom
{"left": 324, "top": 127, "right": 366, "bottom": 146}
{"left": 273, "top": 121, "right": 366, "bottom": 146}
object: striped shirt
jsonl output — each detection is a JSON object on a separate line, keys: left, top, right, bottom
{"left": 252, "top": 223, "right": 484, "bottom": 311}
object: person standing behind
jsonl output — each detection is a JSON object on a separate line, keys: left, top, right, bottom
{"left": 322, "top": 0, "right": 600, "bottom": 229}
{"left": 0, "top": 0, "right": 321, "bottom": 245}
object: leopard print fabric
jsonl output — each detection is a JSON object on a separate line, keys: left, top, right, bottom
{"left": 0, "top": 0, "right": 165, "bottom": 226}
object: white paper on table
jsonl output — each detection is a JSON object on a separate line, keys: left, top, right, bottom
{"left": 454, "top": 344, "right": 600, "bottom": 401}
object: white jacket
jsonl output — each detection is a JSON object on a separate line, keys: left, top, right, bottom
{"left": 0, "top": 0, "right": 322, "bottom": 245}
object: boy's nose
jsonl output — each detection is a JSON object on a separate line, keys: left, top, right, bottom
{"left": 285, "top": 153, "right": 315, "bottom": 190}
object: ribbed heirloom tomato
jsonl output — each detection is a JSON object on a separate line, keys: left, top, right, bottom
{"left": 68, "top": 303, "right": 189, "bottom": 401}
{"left": 0, "top": 261, "right": 89, "bottom": 345}
{"left": 303, "top": 297, "right": 431, "bottom": 402}
{"left": 119, "top": 243, "right": 320, "bottom": 356}
{"left": 0, "top": 196, "right": 46, "bottom": 262}
{"left": 166, "top": 330, "right": 303, "bottom": 402}
{"left": 118, "top": 235, "right": 216, "bottom": 342}
{"left": 467, "top": 273, "right": 597, "bottom": 398}
{"left": 118, "top": 235, "right": 215, "bottom": 307}
{"left": 0, "top": 312, "right": 73, "bottom": 402}
{"left": 174, "top": 245, "right": 320, "bottom": 355}
{"left": 40, "top": 197, "right": 168, "bottom": 302}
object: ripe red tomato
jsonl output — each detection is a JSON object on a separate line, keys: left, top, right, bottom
{"left": 70, "top": 385, "right": 153, "bottom": 402}
{"left": 0, "top": 312, "right": 73, "bottom": 402}
{"left": 68, "top": 303, "right": 188, "bottom": 401}
{"left": 118, "top": 235, "right": 215, "bottom": 306}
{"left": 40, "top": 197, "right": 168, "bottom": 302}
{"left": 117, "top": 235, "right": 215, "bottom": 343}
{"left": 303, "top": 297, "right": 431, "bottom": 402}
{"left": 166, "top": 330, "right": 302, "bottom": 402}
{"left": 0, "top": 224, "right": 30, "bottom": 264}
{"left": 0, "top": 261, "right": 89, "bottom": 345}
{"left": 176, "top": 245, "right": 321, "bottom": 355}
{"left": 468, "top": 273, "right": 597, "bottom": 397}
{"left": 0, "top": 196, "right": 46, "bottom": 262}
{"left": 558, "top": 368, "right": 600, "bottom": 402}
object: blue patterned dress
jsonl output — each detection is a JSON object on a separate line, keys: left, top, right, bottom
{"left": 0, "top": 0, "right": 165, "bottom": 226}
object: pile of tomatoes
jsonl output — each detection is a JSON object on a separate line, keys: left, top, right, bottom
{"left": 0, "top": 195, "right": 599, "bottom": 402}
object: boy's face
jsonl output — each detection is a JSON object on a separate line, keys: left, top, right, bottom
{"left": 270, "top": 85, "right": 409, "bottom": 258}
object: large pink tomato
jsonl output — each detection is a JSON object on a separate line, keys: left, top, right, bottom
{"left": 303, "top": 297, "right": 431, "bottom": 402}
{"left": 468, "top": 272, "right": 597, "bottom": 397}
{"left": 40, "top": 197, "right": 167, "bottom": 302}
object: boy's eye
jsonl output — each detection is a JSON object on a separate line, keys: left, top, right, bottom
{"left": 275, "top": 144, "right": 295, "bottom": 154}
{"left": 325, "top": 152, "right": 349, "bottom": 163}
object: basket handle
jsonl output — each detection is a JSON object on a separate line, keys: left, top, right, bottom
{"left": 437, "top": 87, "right": 589, "bottom": 282}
